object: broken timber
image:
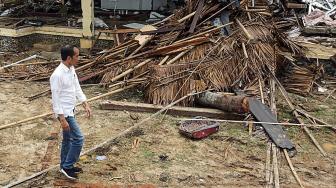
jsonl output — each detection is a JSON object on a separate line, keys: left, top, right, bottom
{"left": 100, "top": 100, "right": 244, "bottom": 120}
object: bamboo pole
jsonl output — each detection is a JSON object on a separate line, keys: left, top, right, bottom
{"left": 166, "top": 46, "right": 194, "bottom": 65}
{"left": 242, "top": 42, "right": 248, "bottom": 59}
{"left": 108, "top": 59, "right": 152, "bottom": 84}
{"left": 173, "top": 118, "right": 335, "bottom": 128}
{"left": 266, "top": 142, "right": 272, "bottom": 188}
{"left": 283, "top": 149, "right": 305, "bottom": 188}
{"left": 244, "top": 9, "right": 267, "bottom": 12}
{"left": 296, "top": 109, "right": 335, "bottom": 131}
{"left": 0, "top": 85, "right": 137, "bottom": 131}
{"left": 158, "top": 55, "right": 170, "bottom": 65}
{"left": 272, "top": 144, "right": 280, "bottom": 188}
{"left": 269, "top": 76, "right": 280, "bottom": 188}
{"left": 259, "top": 79, "right": 265, "bottom": 104}
{"left": 0, "top": 55, "right": 43, "bottom": 71}
{"left": 129, "top": 36, "right": 153, "bottom": 57}
{"left": 177, "top": 22, "right": 233, "bottom": 43}
{"left": 246, "top": 6, "right": 252, "bottom": 20}
{"left": 152, "top": 14, "right": 174, "bottom": 26}
{"left": 178, "top": 11, "right": 196, "bottom": 23}
{"left": 235, "top": 18, "right": 254, "bottom": 40}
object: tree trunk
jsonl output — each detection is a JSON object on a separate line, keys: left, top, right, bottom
{"left": 196, "top": 92, "right": 249, "bottom": 113}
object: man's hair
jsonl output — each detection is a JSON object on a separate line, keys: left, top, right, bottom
{"left": 61, "top": 45, "right": 75, "bottom": 61}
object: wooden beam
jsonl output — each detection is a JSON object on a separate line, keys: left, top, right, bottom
{"left": 100, "top": 100, "right": 244, "bottom": 120}
{"left": 80, "top": 0, "right": 94, "bottom": 49}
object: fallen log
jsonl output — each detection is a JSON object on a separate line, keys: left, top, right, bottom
{"left": 196, "top": 92, "right": 249, "bottom": 113}
{"left": 100, "top": 100, "right": 244, "bottom": 119}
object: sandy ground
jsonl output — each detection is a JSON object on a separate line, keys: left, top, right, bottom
{"left": 0, "top": 81, "right": 335, "bottom": 188}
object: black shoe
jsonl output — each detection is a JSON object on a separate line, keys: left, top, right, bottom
{"left": 72, "top": 166, "right": 83, "bottom": 173}
{"left": 60, "top": 168, "right": 78, "bottom": 180}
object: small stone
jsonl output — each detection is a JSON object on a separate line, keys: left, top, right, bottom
{"left": 159, "top": 172, "right": 170, "bottom": 182}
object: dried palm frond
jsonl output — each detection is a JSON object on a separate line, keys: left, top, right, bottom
{"left": 282, "top": 63, "right": 322, "bottom": 96}
{"left": 146, "top": 63, "right": 206, "bottom": 106}
{"left": 273, "top": 29, "right": 304, "bottom": 55}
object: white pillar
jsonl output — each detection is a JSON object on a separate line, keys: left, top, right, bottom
{"left": 80, "top": 0, "right": 94, "bottom": 49}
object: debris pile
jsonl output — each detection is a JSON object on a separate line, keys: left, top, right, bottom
{"left": 1, "top": 1, "right": 336, "bottom": 187}
{"left": 1, "top": 0, "right": 335, "bottom": 102}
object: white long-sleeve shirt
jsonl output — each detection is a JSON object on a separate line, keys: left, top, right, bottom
{"left": 50, "top": 63, "right": 87, "bottom": 117}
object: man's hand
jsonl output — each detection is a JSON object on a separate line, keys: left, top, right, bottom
{"left": 59, "top": 116, "right": 70, "bottom": 131}
{"left": 83, "top": 102, "right": 92, "bottom": 118}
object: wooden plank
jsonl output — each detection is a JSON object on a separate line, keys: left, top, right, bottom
{"left": 249, "top": 98, "right": 295, "bottom": 150}
{"left": 100, "top": 100, "right": 244, "bottom": 119}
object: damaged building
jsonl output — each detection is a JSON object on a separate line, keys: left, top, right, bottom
{"left": 0, "top": 0, "right": 335, "bottom": 188}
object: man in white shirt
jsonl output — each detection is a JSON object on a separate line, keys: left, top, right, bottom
{"left": 50, "top": 45, "right": 92, "bottom": 180}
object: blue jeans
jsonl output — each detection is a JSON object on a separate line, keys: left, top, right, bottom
{"left": 60, "top": 116, "right": 84, "bottom": 169}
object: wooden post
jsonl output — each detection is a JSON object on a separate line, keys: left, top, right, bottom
{"left": 80, "top": 0, "right": 94, "bottom": 49}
